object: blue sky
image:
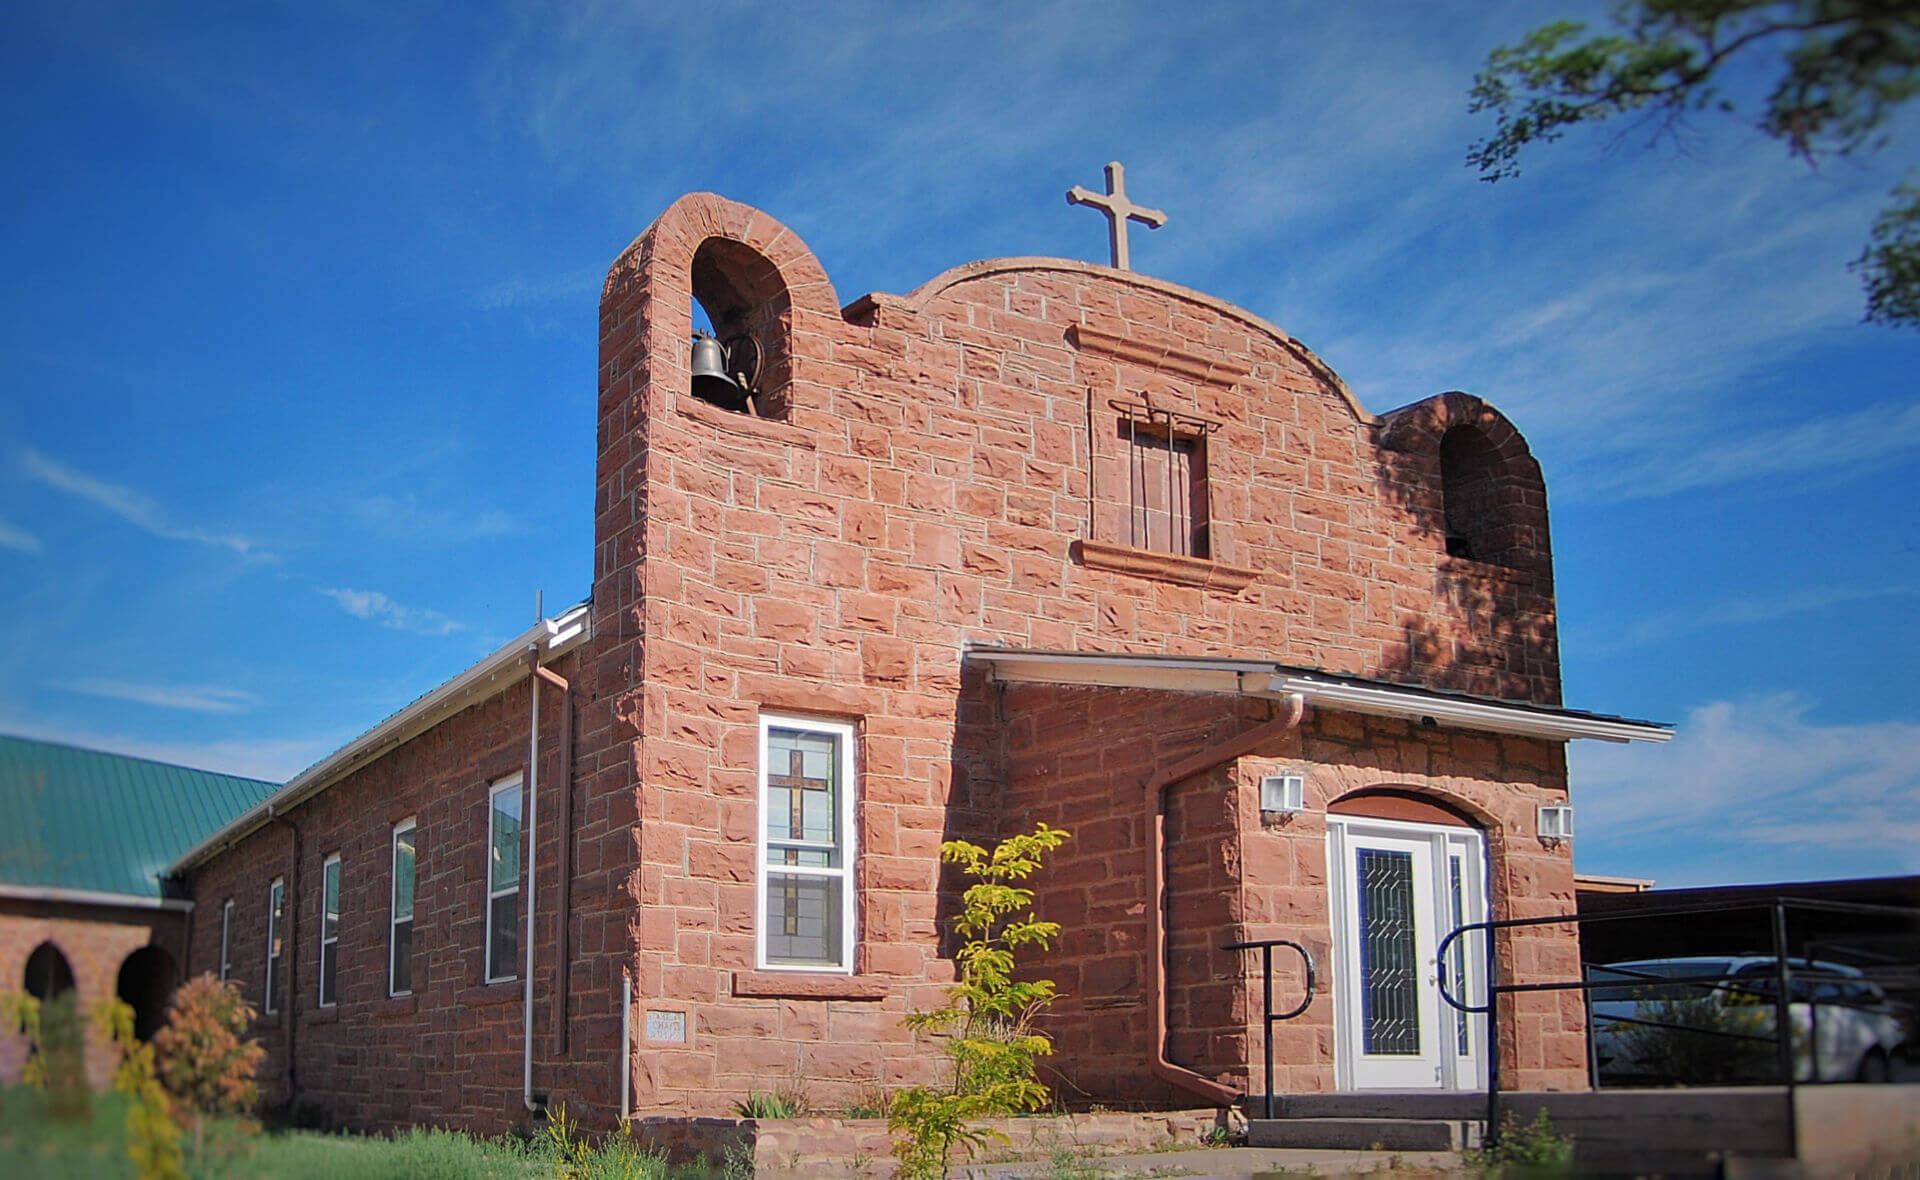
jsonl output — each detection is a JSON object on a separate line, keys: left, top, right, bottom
{"left": 2, "top": 0, "right": 1915, "bottom": 889}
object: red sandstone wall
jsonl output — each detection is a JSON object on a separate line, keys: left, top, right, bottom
{"left": 996, "top": 684, "right": 1583, "bottom": 1105}
{"left": 589, "top": 194, "right": 1571, "bottom": 1117}
{"left": 0, "top": 901, "right": 186, "bottom": 1088}
{"left": 181, "top": 653, "right": 632, "bottom": 1134}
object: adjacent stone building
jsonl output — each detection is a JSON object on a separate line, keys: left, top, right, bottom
{"left": 167, "top": 192, "right": 1668, "bottom": 1133}
{"left": 0, "top": 735, "right": 276, "bottom": 1087}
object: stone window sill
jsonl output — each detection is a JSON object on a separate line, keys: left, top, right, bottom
{"left": 307, "top": 1005, "right": 340, "bottom": 1025}
{"left": 463, "top": 980, "right": 523, "bottom": 1007}
{"left": 1071, "top": 539, "right": 1260, "bottom": 592}
{"left": 677, "top": 394, "right": 816, "bottom": 448}
{"left": 731, "top": 971, "right": 887, "bottom": 1001}
{"left": 376, "top": 993, "right": 418, "bottom": 1018}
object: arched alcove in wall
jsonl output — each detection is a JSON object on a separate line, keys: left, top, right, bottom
{"left": 116, "top": 945, "right": 177, "bottom": 1042}
{"left": 689, "top": 236, "right": 793, "bottom": 419}
{"left": 22, "top": 941, "right": 76, "bottom": 1001}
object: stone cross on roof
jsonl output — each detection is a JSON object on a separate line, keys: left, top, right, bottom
{"left": 1066, "top": 161, "right": 1167, "bottom": 272}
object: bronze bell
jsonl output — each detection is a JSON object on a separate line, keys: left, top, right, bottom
{"left": 691, "top": 332, "right": 753, "bottom": 413}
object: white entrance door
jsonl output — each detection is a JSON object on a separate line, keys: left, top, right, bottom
{"left": 1327, "top": 817, "right": 1487, "bottom": 1090}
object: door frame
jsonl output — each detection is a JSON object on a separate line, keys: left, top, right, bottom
{"left": 1326, "top": 814, "right": 1489, "bottom": 1091}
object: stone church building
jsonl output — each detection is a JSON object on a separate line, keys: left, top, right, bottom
{"left": 167, "top": 191, "right": 1669, "bottom": 1132}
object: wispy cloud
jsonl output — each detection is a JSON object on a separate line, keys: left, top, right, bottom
{"left": 1581, "top": 584, "right": 1920, "bottom": 655}
{"left": 54, "top": 678, "right": 259, "bottom": 714}
{"left": 0, "top": 518, "right": 41, "bottom": 555}
{"left": 474, "top": 267, "right": 601, "bottom": 311}
{"left": 319, "top": 588, "right": 466, "bottom": 636}
{"left": 0, "top": 718, "right": 334, "bottom": 785}
{"left": 1572, "top": 696, "right": 1920, "bottom": 878}
{"left": 21, "top": 448, "right": 260, "bottom": 555}
{"left": 350, "top": 493, "right": 522, "bottom": 541}
{"left": 1561, "top": 400, "right": 1920, "bottom": 504}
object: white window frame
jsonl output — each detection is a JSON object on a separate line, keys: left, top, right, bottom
{"left": 390, "top": 817, "right": 417, "bottom": 998}
{"left": 755, "top": 714, "right": 858, "bottom": 974}
{"left": 319, "top": 852, "right": 341, "bottom": 1009}
{"left": 219, "top": 898, "right": 234, "bottom": 982}
{"left": 486, "top": 775, "right": 523, "bottom": 984}
{"left": 264, "top": 877, "right": 284, "bottom": 1014}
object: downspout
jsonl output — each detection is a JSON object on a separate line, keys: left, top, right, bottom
{"left": 523, "top": 643, "right": 542, "bottom": 1113}
{"left": 267, "top": 804, "right": 301, "bottom": 1105}
{"left": 531, "top": 659, "right": 574, "bottom": 1055}
{"left": 1144, "top": 692, "right": 1306, "bottom": 1107}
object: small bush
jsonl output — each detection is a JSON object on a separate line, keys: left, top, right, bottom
{"left": 888, "top": 824, "right": 1071, "bottom": 1180}
{"left": 1468, "top": 1108, "right": 1574, "bottom": 1178}
{"left": 733, "top": 1087, "right": 808, "bottom": 1120}
{"left": 152, "top": 973, "right": 266, "bottom": 1121}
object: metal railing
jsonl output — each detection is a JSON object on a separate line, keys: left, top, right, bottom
{"left": 1436, "top": 896, "right": 1919, "bottom": 1144}
{"left": 1223, "top": 938, "right": 1317, "bottom": 1118}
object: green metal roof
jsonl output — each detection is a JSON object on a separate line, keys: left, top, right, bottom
{"left": 0, "top": 735, "right": 279, "bottom": 901}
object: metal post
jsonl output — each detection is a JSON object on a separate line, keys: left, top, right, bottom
{"left": 1771, "top": 901, "right": 1800, "bottom": 1155}
{"left": 1484, "top": 911, "right": 1501, "bottom": 1144}
{"left": 1771, "top": 902, "right": 1795, "bottom": 1087}
{"left": 1261, "top": 942, "right": 1275, "bottom": 1120}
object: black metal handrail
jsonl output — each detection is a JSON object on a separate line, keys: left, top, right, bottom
{"left": 1434, "top": 895, "right": 1920, "bottom": 1146}
{"left": 1223, "top": 938, "right": 1316, "bottom": 1118}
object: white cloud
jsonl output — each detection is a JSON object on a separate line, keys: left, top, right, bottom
{"left": 1572, "top": 696, "right": 1920, "bottom": 865}
{"left": 1582, "top": 584, "right": 1919, "bottom": 654}
{"left": 1560, "top": 400, "right": 1920, "bottom": 504}
{"left": 319, "top": 588, "right": 466, "bottom": 636}
{"left": 0, "top": 518, "right": 41, "bottom": 554}
{"left": 21, "top": 448, "right": 259, "bottom": 555}
{"left": 0, "top": 717, "right": 334, "bottom": 784}
{"left": 55, "top": 679, "right": 259, "bottom": 714}
{"left": 350, "top": 493, "right": 522, "bottom": 540}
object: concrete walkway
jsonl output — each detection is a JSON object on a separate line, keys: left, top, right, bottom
{"left": 951, "top": 1145, "right": 1464, "bottom": 1178}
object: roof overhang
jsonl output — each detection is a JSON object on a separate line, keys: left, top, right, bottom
{"left": 171, "top": 602, "right": 592, "bottom": 874}
{"left": 0, "top": 883, "right": 194, "bottom": 912}
{"left": 967, "top": 647, "right": 1672, "bottom": 745}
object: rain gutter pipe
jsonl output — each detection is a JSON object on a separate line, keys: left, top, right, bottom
{"left": 1144, "top": 692, "right": 1305, "bottom": 1108}
{"left": 526, "top": 610, "right": 576, "bottom": 1120}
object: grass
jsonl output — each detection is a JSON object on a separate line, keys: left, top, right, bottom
{"left": 0, "top": 1085, "right": 722, "bottom": 1180}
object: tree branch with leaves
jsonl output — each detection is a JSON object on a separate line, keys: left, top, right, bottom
{"left": 1468, "top": 0, "right": 1920, "bottom": 327}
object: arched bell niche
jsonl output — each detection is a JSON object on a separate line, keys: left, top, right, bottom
{"left": 689, "top": 236, "right": 793, "bottom": 420}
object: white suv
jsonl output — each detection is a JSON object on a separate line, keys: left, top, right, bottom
{"left": 1588, "top": 956, "right": 1906, "bottom": 1085}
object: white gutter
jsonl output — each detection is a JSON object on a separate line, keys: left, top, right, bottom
{"left": 170, "top": 602, "right": 592, "bottom": 874}
{"left": 969, "top": 648, "right": 1671, "bottom": 744}
{"left": 1250, "top": 673, "right": 1673, "bottom": 744}
{"left": 0, "top": 883, "right": 194, "bottom": 912}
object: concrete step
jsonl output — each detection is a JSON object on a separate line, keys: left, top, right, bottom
{"left": 1251, "top": 1091, "right": 1489, "bottom": 1121}
{"left": 1245, "top": 1117, "right": 1475, "bottom": 1152}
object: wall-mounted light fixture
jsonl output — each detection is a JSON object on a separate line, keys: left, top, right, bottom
{"left": 1260, "top": 774, "right": 1305, "bottom": 816}
{"left": 1538, "top": 804, "right": 1574, "bottom": 841}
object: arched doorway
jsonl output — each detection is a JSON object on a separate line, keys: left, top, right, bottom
{"left": 116, "top": 946, "right": 177, "bottom": 1042}
{"left": 1326, "top": 791, "right": 1489, "bottom": 1091}
{"left": 23, "top": 941, "right": 76, "bottom": 1002}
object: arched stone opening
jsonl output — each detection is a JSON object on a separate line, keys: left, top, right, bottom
{"left": 1440, "top": 424, "right": 1517, "bottom": 565}
{"left": 23, "top": 941, "right": 76, "bottom": 1002}
{"left": 689, "top": 236, "right": 793, "bottom": 419}
{"left": 115, "top": 946, "right": 177, "bottom": 1042}
{"left": 1329, "top": 786, "right": 1485, "bottom": 829}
